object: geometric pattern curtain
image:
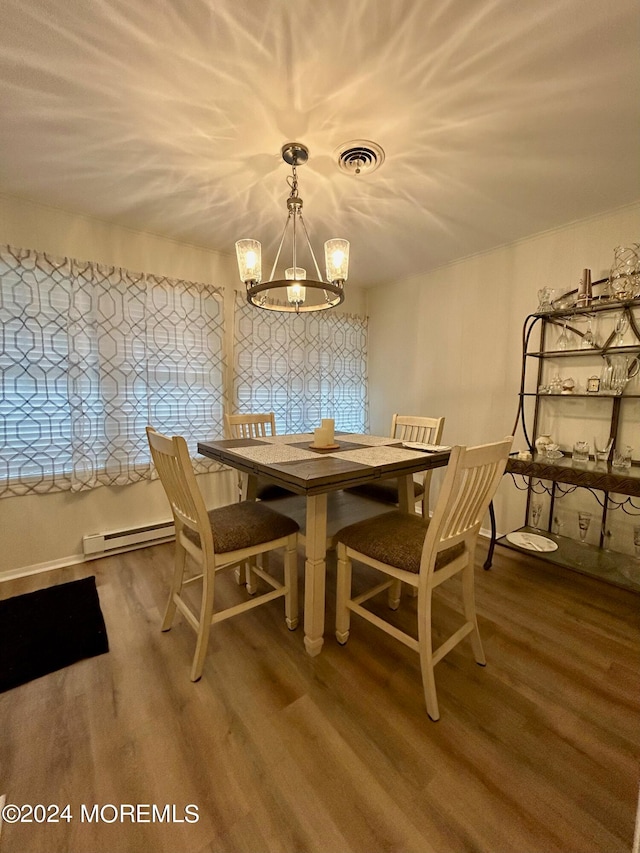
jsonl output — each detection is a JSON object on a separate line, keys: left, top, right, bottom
{"left": 232, "top": 292, "right": 369, "bottom": 434}
{"left": 0, "top": 245, "right": 225, "bottom": 498}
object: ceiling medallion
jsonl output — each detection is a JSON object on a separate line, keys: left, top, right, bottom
{"left": 236, "top": 143, "right": 350, "bottom": 313}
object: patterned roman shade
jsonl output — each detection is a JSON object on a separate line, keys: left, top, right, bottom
{"left": 232, "top": 292, "right": 369, "bottom": 433}
{"left": 0, "top": 246, "right": 225, "bottom": 497}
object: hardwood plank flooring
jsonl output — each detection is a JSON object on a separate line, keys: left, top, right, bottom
{"left": 0, "top": 540, "right": 638, "bottom": 853}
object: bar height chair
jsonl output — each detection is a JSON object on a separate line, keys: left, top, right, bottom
{"left": 224, "top": 411, "right": 296, "bottom": 586}
{"left": 224, "top": 411, "right": 277, "bottom": 440}
{"left": 347, "top": 413, "right": 445, "bottom": 516}
{"left": 146, "top": 426, "right": 299, "bottom": 682}
{"left": 224, "top": 411, "right": 294, "bottom": 501}
{"left": 335, "top": 436, "right": 513, "bottom": 720}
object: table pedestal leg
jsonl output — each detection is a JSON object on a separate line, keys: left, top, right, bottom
{"left": 398, "top": 474, "right": 418, "bottom": 515}
{"left": 303, "top": 493, "right": 328, "bottom": 656}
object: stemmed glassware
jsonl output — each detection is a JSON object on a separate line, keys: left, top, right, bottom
{"left": 602, "top": 526, "right": 614, "bottom": 551}
{"left": 577, "top": 511, "right": 592, "bottom": 543}
{"left": 530, "top": 502, "right": 543, "bottom": 530}
{"left": 556, "top": 322, "right": 571, "bottom": 351}
{"left": 581, "top": 319, "right": 596, "bottom": 349}
{"left": 614, "top": 313, "right": 629, "bottom": 347}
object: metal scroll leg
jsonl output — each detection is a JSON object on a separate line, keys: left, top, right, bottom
{"left": 484, "top": 500, "right": 496, "bottom": 570}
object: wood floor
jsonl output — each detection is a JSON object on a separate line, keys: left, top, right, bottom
{"left": 1, "top": 539, "right": 638, "bottom": 853}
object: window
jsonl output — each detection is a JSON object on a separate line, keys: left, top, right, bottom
{"left": 0, "top": 246, "right": 225, "bottom": 497}
{"left": 232, "top": 293, "right": 368, "bottom": 433}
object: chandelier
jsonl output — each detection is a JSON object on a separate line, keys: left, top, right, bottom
{"left": 236, "top": 143, "right": 350, "bottom": 313}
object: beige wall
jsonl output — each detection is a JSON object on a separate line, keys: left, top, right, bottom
{"left": 367, "top": 201, "right": 640, "bottom": 535}
{"left": 0, "top": 193, "right": 237, "bottom": 285}
{"left": 0, "top": 192, "right": 367, "bottom": 314}
{"left": 1, "top": 192, "right": 638, "bottom": 574}
{"left": 0, "top": 193, "right": 366, "bottom": 576}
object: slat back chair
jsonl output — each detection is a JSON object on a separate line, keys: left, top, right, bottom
{"left": 335, "top": 435, "right": 513, "bottom": 720}
{"left": 391, "top": 413, "right": 444, "bottom": 445}
{"left": 225, "top": 411, "right": 276, "bottom": 440}
{"left": 146, "top": 426, "right": 299, "bottom": 682}
{"left": 346, "top": 413, "right": 445, "bottom": 515}
{"left": 223, "top": 411, "right": 291, "bottom": 503}
{"left": 391, "top": 414, "right": 445, "bottom": 516}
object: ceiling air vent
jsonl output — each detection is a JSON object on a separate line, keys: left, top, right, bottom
{"left": 335, "top": 140, "right": 385, "bottom": 176}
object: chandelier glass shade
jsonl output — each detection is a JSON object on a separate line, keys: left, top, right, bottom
{"left": 236, "top": 143, "right": 349, "bottom": 313}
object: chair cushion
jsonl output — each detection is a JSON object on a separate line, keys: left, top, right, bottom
{"left": 337, "top": 510, "right": 464, "bottom": 574}
{"left": 184, "top": 501, "right": 299, "bottom": 554}
{"left": 346, "top": 478, "right": 424, "bottom": 505}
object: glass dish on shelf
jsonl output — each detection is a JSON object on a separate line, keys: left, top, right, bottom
{"left": 544, "top": 443, "right": 564, "bottom": 459}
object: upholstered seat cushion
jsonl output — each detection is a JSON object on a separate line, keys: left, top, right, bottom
{"left": 183, "top": 501, "right": 299, "bottom": 554}
{"left": 346, "top": 478, "right": 424, "bottom": 505}
{"left": 337, "top": 510, "right": 464, "bottom": 573}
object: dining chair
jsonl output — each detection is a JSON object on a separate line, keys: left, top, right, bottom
{"left": 224, "top": 411, "right": 293, "bottom": 501}
{"left": 224, "top": 411, "right": 277, "bottom": 439}
{"left": 146, "top": 426, "right": 299, "bottom": 682}
{"left": 335, "top": 435, "right": 513, "bottom": 720}
{"left": 346, "top": 413, "right": 445, "bottom": 516}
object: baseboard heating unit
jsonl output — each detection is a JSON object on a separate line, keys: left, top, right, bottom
{"left": 83, "top": 521, "right": 175, "bottom": 557}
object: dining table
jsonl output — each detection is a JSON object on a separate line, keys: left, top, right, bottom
{"left": 197, "top": 432, "right": 451, "bottom": 656}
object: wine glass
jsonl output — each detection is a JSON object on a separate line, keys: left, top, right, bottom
{"left": 530, "top": 502, "right": 543, "bottom": 530}
{"left": 577, "top": 511, "right": 592, "bottom": 543}
{"left": 614, "top": 313, "right": 629, "bottom": 347}
{"left": 581, "top": 319, "right": 596, "bottom": 349}
{"left": 556, "top": 322, "right": 571, "bottom": 351}
{"left": 602, "top": 526, "right": 614, "bottom": 551}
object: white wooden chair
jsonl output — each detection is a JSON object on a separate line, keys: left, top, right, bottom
{"left": 347, "top": 413, "right": 445, "bottom": 516}
{"left": 146, "top": 426, "right": 299, "bottom": 682}
{"left": 224, "top": 411, "right": 276, "bottom": 440}
{"left": 224, "top": 411, "right": 292, "bottom": 501}
{"left": 335, "top": 436, "right": 513, "bottom": 720}
{"left": 224, "top": 411, "right": 296, "bottom": 587}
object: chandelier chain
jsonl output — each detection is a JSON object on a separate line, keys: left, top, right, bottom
{"left": 287, "top": 165, "right": 298, "bottom": 197}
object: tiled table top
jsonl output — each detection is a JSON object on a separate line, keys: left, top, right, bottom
{"left": 198, "top": 433, "right": 450, "bottom": 496}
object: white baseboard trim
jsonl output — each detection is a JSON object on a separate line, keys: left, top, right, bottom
{"left": 0, "top": 536, "right": 175, "bottom": 585}
{"left": 1, "top": 524, "right": 499, "bottom": 586}
{"left": 0, "top": 553, "right": 88, "bottom": 584}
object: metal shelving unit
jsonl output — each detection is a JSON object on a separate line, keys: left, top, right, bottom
{"left": 496, "top": 283, "right": 640, "bottom": 592}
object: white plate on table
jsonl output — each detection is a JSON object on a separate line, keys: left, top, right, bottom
{"left": 402, "top": 442, "right": 452, "bottom": 452}
{"left": 506, "top": 532, "right": 558, "bottom": 552}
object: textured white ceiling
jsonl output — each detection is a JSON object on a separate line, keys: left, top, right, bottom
{"left": 1, "top": 0, "right": 639, "bottom": 288}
